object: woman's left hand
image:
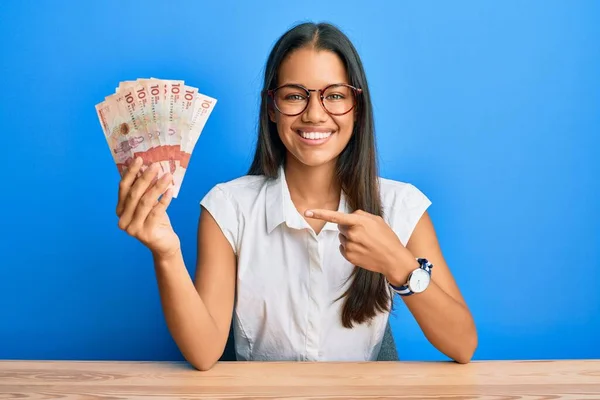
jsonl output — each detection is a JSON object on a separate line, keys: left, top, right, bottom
{"left": 305, "top": 208, "right": 418, "bottom": 285}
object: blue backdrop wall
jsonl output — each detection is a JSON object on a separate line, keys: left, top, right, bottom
{"left": 1, "top": 0, "right": 598, "bottom": 362}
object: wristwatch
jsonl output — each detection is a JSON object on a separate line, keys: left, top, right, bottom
{"left": 389, "top": 258, "right": 433, "bottom": 296}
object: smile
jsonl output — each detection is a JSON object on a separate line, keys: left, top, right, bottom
{"left": 296, "top": 130, "right": 334, "bottom": 145}
{"left": 298, "top": 130, "right": 332, "bottom": 140}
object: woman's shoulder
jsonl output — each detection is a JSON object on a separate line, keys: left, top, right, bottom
{"left": 199, "top": 174, "right": 270, "bottom": 254}
{"left": 378, "top": 176, "right": 430, "bottom": 205}
{"left": 207, "top": 174, "right": 268, "bottom": 196}
{"left": 377, "top": 176, "right": 432, "bottom": 245}
{"left": 200, "top": 173, "right": 270, "bottom": 211}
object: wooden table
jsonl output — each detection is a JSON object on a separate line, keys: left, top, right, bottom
{"left": 0, "top": 359, "right": 599, "bottom": 399}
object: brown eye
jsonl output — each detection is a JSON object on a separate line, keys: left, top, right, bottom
{"left": 325, "top": 93, "right": 345, "bottom": 101}
{"left": 284, "top": 93, "right": 306, "bottom": 101}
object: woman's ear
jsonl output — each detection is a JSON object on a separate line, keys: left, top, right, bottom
{"left": 268, "top": 105, "right": 277, "bottom": 123}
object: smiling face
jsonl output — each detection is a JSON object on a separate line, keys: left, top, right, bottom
{"left": 268, "top": 46, "right": 357, "bottom": 169}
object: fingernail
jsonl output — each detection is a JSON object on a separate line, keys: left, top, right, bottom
{"left": 136, "top": 157, "right": 143, "bottom": 165}
{"left": 304, "top": 210, "right": 313, "bottom": 217}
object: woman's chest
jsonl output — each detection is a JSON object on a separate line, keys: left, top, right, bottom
{"left": 236, "top": 226, "right": 354, "bottom": 297}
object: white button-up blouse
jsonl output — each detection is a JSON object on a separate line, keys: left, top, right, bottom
{"left": 200, "top": 165, "right": 431, "bottom": 361}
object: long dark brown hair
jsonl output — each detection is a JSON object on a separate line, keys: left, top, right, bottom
{"left": 248, "top": 22, "right": 390, "bottom": 328}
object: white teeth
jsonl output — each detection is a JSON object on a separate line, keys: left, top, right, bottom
{"left": 299, "top": 131, "right": 332, "bottom": 140}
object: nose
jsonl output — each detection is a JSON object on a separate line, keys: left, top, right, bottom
{"left": 301, "top": 91, "right": 328, "bottom": 123}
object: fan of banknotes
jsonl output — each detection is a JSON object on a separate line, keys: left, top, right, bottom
{"left": 95, "top": 78, "right": 217, "bottom": 198}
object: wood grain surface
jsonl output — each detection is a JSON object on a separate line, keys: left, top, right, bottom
{"left": 0, "top": 359, "right": 599, "bottom": 399}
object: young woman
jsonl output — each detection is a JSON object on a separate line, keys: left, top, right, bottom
{"left": 115, "top": 22, "right": 477, "bottom": 371}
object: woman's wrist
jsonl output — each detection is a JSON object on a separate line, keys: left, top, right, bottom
{"left": 384, "top": 252, "right": 420, "bottom": 287}
{"left": 152, "top": 246, "right": 183, "bottom": 269}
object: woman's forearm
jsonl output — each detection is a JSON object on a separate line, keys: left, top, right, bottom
{"left": 395, "top": 275, "right": 477, "bottom": 364}
{"left": 152, "top": 250, "right": 225, "bottom": 370}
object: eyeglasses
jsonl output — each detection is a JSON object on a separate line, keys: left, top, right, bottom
{"left": 265, "top": 83, "right": 362, "bottom": 116}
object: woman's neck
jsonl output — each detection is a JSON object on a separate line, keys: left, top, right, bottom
{"left": 284, "top": 157, "right": 341, "bottom": 210}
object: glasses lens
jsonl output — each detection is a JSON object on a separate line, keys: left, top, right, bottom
{"left": 322, "top": 84, "right": 355, "bottom": 115}
{"left": 274, "top": 85, "right": 308, "bottom": 115}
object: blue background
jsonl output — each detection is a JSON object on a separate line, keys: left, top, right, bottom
{"left": 1, "top": 0, "right": 598, "bottom": 362}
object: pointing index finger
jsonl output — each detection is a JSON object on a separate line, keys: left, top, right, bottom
{"left": 304, "top": 209, "right": 360, "bottom": 225}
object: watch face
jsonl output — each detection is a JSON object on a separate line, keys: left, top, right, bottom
{"left": 409, "top": 268, "right": 430, "bottom": 293}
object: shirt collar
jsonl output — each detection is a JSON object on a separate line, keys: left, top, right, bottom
{"left": 266, "top": 164, "right": 349, "bottom": 234}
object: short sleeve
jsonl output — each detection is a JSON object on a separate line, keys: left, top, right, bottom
{"left": 389, "top": 183, "right": 432, "bottom": 246}
{"left": 200, "top": 184, "right": 241, "bottom": 255}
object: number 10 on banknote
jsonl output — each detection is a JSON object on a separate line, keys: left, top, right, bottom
{"left": 95, "top": 78, "right": 217, "bottom": 198}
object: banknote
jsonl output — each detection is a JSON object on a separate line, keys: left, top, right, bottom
{"left": 181, "top": 93, "right": 217, "bottom": 169}
{"left": 169, "top": 84, "right": 200, "bottom": 196}
{"left": 95, "top": 78, "right": 217, "bottom": 198}
{"left": 163, "top": 79, "right": 185, "bottom": 186}
{"left": 140, "top": 78, "right": 169, "bottom": 172}
{"left": 96, "top": 94, "right": 152, "bottom": 176}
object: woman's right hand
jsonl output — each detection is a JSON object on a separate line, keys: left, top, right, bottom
{"left": 116, "top": 157, "right": 181, "bottom": 259}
